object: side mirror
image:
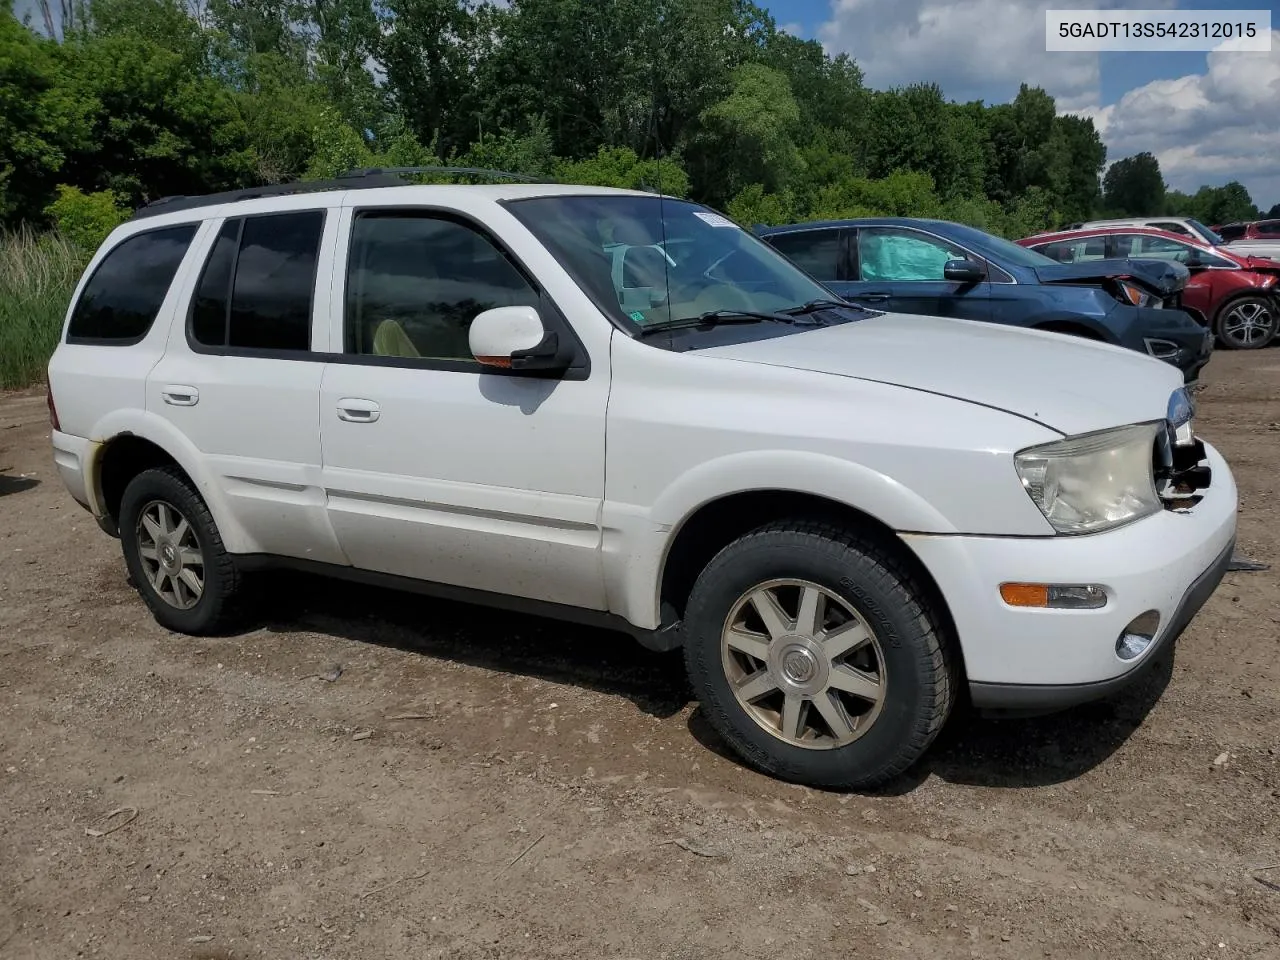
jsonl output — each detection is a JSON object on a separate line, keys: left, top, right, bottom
{"left": 943, "top": 258, "right": 986, "bottom": 283}
{"left": 469, "top": 305, "right": 569, "bottom": 374}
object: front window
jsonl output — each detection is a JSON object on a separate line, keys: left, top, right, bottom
{"left": 945, "top": 223, "right": 1059, "bottom": 268}
{"left": 856, "top": 227, "right": 970, "bottom": 281}
{"left": 1114, "top": 233, "right": 1235, "bottom": 268}
{"left": 502, "top": 195, "right": 835, "bottom": 333}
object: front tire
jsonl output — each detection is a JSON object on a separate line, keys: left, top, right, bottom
{"left": 1216, "top": 296, "right": 1278, "bottom": 350}
{"left": 118, "top": 466, "right": 242, "bottom": 635}
{"left": 683, "top": 520, "right": 956, "bottom": 790}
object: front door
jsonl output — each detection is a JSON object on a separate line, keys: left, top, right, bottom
{"left": 836, "top": 226, "right": 993, "bottom": 322}
{"left": 318, "top": 207, "right": 610, "bottom": 610}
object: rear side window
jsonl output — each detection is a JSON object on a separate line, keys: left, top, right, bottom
{"left": 190, "top": 210, "right": 324, "bottom": 352}
{"left": 1258, "top": 221, "right": 1280, "bottom": 235}
{"left": 1218, "top": 224, "right": 1246, "bottom": 241}
{"left": 67, "top": 224, "right": 198, "bottom": 343}
{"left": 766, "top": 230, "right": 843, "bottom": 281}
{"left": 1033, "top": 236, "right": 1107, "bottom": 263}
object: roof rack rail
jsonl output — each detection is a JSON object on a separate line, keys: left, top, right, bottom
{"left": 129, "top": 166, "right": 556, "bottom": 221}
{"left": 339, "top": 165, "right": 553, "bottom": 183}
{"left": 129, "top": 172, "right": 411, "bottom": 221}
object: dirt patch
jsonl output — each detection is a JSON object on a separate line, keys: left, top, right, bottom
{"left": 2, "top": 355, "right": 1279, "bottom": 959}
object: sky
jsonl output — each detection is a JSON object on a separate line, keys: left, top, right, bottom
{"left": 775, "top": 0, "right": 1280, "bottom": 209}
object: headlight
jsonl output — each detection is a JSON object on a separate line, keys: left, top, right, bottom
{"left": 1014, "top": 422, "right": 1163, "bottom": 534}
{"left": 1167, "top": 385, "right": 1195, "bottom": 445}
{"left": 1116, "top": 280, "right": 1156, "bottom": 308}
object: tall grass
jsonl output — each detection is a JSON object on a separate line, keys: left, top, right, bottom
{"left": 0, "top": 228, "right": 85, "bottom": 390}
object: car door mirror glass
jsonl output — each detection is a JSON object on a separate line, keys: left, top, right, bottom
{"left": 469, "top": 306, "right": 566, "bottom": 373}
{"left": 943, "top": 259, "right": 985, "bottom": 283}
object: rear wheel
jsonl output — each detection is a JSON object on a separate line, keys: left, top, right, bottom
{"left": 1216, "top": 296, "right": 1278, "bottom": 350}
{"left": 119, "top": 467, "right": 242, "bottom": 634}
{"left": 682, "top": 520, "right": 956, "bottom": 790}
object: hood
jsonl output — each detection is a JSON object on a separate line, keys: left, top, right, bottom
{"left": 1242, "top": 254, "right": 1280, "bottom": 270}
{"left": 1032, "top": 257, "right": 1189, "bottom": 295}
{"left": 695, "top": 313, "right": 1182, "bottom": 436}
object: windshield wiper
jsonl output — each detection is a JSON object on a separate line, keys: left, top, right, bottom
{"left": 782, "top": 298, "right": 874, "bottom": 317}
{"left": 636, "top": 309, "right": 807, "bottom": 337}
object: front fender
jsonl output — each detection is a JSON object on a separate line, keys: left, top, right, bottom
{"left": 88, "top": 409, "right": 255, "bottom": 554}
{"left": 650, "top": 449, "right": 957, "bottom": 533}
{"left": 604, "top": 450, "right": 965, "bottom": 630}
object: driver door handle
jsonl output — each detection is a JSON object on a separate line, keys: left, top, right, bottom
{"left": 161, "top": 385, "right": 199, "bottom": 406}
{"left": 856, "top": 292, "right": 891, "bottom": 303}
{"left": 337, "top": 398, "right": 380, "bottom": 423}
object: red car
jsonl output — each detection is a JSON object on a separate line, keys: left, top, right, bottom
{"left": 1212, "top": 219, "right": 1280, "bottom": 242}
{"left": 1018, "top": 226, "right": 1280, "bottom": 350}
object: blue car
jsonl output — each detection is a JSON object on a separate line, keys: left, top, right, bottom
{"left": 757, "top": 218, "right": 1214, "bottom": 382}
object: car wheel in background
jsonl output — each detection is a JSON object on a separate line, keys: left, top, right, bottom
{"left": 1216, "top": 296, "right": 1278, "bottom": 350}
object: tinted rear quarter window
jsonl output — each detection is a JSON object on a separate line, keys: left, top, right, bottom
{"left": 190, "top": 210, "right": 324, "bottom": 352}
{"left": 67, "top": 224, "right": 198, "bottom": 343}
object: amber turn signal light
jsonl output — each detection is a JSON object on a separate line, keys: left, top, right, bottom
{"left": 999, "top": 583, "right": 1107, "bottom": 610}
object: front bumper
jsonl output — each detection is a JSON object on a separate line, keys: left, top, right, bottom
{"left": 901, "top": 440, "right": 1237, "bottom": 711}
{"left": 1132, "top": 308, "right": 1214, "bottom": 383}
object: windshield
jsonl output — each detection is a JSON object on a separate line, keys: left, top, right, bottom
{"left": 1187, "top": 219, "right": 1225, "bottom": 245}
{"left": 944, "top": 223, "right": 1058, "bottom": 268}
{"left": 503, "top": 195, "right": 836, "bottom": 331}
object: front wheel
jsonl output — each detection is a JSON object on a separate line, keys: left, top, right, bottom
{"left": 682, "top": 520, "right": 957, "bottom": 790}
{"left": 1216, "top": 296, "right": 1278, "bottom": 350}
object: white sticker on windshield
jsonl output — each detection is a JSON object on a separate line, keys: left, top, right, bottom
{"left": 693, "top": 211, "right": 737, "bottom": 229}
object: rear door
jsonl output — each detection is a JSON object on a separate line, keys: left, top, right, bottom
{"left": 840, "top": 226, "right": 992, "bottom": 321}
{"left": 147, "top": 202, "right": 347, "bottom": 565}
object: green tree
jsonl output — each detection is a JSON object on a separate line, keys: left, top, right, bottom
{"left": 56, "top": 32, "right": 255, "bottom": 207}
{"left": 555, "top": 145, "right": 689, "bottom": 196}
{"left": 0, "top": 3, "right": 91, "bottom": 222}
{"left": 45, "top": 183, "right": 128, "bottom": 247}
{"left": 695, "top": 63, "right": 802, "bottom": 204}
{"left": 1103, "top": 152, "right": 1165, "bottom": 216}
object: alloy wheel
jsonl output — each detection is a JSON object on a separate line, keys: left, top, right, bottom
{"left": 135, "top": 500, "right": 205, "bottom": 610}
{"left": 1220, "top": 300, "right": 1277, "bottom": 348}
{"left": 720, "top": 579, "right": 887, "bottom": 750}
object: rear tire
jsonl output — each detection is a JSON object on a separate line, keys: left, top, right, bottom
{"left": 1215, "top": 296, "right": 1278, "bottom": 350}
{"left": 682, "top": 519, "right": 956, "bottom": 790}
{"left": 118, "top": 466, "right": 242, "bottom": 635}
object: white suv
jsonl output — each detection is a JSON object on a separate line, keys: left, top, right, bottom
{"left": 47, "top": 176, "right": 1238, "bottom": 789}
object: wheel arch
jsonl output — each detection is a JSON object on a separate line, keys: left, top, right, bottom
{"left": 87, "top": 410, "right": 251, "bottom": 551}
{"left": 662, "top": 486, "right": 949, "bottom": 611}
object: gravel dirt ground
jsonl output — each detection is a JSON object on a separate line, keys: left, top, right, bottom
{"left": 2, "top": 351, "right": 1279, "bottom": 960}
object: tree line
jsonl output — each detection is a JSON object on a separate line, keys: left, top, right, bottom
{"left": 1, "top": 0, "right": 1272, "bottom": 249}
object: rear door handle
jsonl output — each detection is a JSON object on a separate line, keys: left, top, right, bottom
{"left": 337, "top": 398, "right": 380, "bottom": 423}
{"left": 161, "top": 385, "right": 199, "bottom": 406}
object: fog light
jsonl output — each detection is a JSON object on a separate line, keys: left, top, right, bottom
{"left": 999, "top": 583, "right": 1108, "bottom": 609}
{"left": 1116, "top": 610, "right": 1161, "bottom": 661}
